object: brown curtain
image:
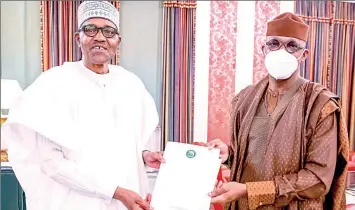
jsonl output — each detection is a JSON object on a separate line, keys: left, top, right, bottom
{"left": 295, "top": 1, "right": 355, "bottom": 149}
{"left": 40, "top": 1, "right": 120, "bottom": 72}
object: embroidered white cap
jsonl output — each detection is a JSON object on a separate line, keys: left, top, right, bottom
{"left": 78, "top": 1, "right": 119, "bottom": 30}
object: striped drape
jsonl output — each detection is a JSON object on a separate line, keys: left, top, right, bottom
{"left": 40, "top": 1, "right": 120, "bottom": 72}
{"left": 295, "top": 1, "right": 355, "bottom": 149}
{"left": 332, "top": 2, "right": 355, "bottom": 150}
{"left": 161, "top": 1, "right": 196, "bottom": 149}
{"left": 295, "top": 1, "right": 332, "bottom": 85}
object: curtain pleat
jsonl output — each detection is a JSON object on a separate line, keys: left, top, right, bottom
{"left": 40, "top": 1, "right": 120, "bottom": 72}
{"left": 161, "top": 1, "right": 196, "bottom": 149}
{"left": 295, "top": 1, "right": 355, "bottom": 150}
{"left": 333, "top": 2, "right": 355, "bottom": 150}
{"left": 296, "top": 1, "right": 332, "bottom": 85}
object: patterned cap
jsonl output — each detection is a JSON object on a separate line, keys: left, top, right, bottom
{"left": 78, "top": 1, "right": 119, "bottom": 30}
{"left": 266, "top": 12, "right": 309, "bottom": 41}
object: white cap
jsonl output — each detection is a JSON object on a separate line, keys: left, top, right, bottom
{"left": 77, "top": 1, "right": 119, "bottom": 30}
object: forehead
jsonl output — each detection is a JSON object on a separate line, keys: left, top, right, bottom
{"left": 82, "top": 18, "right": 117, "bottom": 29}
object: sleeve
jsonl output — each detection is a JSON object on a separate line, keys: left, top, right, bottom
{"left": 140, "top": 87, "right": 159, "bottom": 151}
{"left": 2, "top": 123, "right": 119, "bottom": 204}
{"left": 245, "top": 100, "right": 338, "bottom": 209}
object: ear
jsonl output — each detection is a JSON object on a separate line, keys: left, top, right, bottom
{"left": 74, "top": 32, "right": 81, "bottom": 47}
{"left": 301, "top": 49, "right": 309, "bottom": 62}
{"left": 117, "top": 36, "right": 122, "bottom": 45}
{"left": 261, "top": 45, "right": 266, "bottom": 56}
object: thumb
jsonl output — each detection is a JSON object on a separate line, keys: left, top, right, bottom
{"left": 158, "top": 153, "right": 165, "bottom": 163}
{"left": 145, "top": 193, "right": 152, "bottom": 203}
{"left": 207, "top": 141, "right": 216, "bottom": 150}
{"left": 211, "top": 194, "right": 226, "bottom": 204}
{"left": 152, "top": 152, "right": 165, "bottom": 163}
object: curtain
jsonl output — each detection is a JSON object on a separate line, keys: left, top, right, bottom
{"left": 295, "top": 1, "right": 355, "bottom": 149}
{"left": 40, "top": 1, "right": 120, "bottom": 72}
{"left": 295, "top": 1, "right": 332, "bottom": 86}
{"left": 332, "top": 2, "right": 355, "bottom": 150}
{"left": 161, "top": 1, "right": 196, "bottom": 149}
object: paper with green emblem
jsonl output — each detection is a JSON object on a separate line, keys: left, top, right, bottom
{"left": 151, "top": 142, "right": 221, "bottom": 210}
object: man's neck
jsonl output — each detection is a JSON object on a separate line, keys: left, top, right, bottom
{"left": 268, "top": 71, "right": 300, "bottom": 95}
{"left": 83, "top": 60, "right": 109, "bottom": 74}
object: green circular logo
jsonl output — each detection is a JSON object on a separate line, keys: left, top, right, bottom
{"left": 186, "top": 150, "right": 196, "bottom": 158}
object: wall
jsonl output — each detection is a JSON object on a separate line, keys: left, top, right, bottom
{"left": 119, "top": 1, "right": 162, "bottom": 112}
{"left": 194, "top": 1, "right": 295, "bottom": 143}
{"left": 0, "top": 1, "right": 41, "bottom": 89}
{"left": 0, "top": 1, "right": 163, "bottom": 111}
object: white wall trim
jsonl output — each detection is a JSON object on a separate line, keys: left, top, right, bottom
{"left": 280, "top": 1, "right": 295, "bottom": 14}
{"left": 193, "top": 1, "right": 211, "bottom": 143}
{"left": 234, "top": 1, "right": 255, "bottom": 95}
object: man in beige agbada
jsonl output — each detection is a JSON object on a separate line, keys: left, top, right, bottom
{"left": 208, "top": 12, "right": 349, "bottom": 209}
{"left": 1, "top": 1, "right": 164, "bottom": 210}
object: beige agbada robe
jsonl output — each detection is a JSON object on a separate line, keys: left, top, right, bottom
{"left": 1, "top": 61, "right": 159, "bottom": 210}
{"left": 225, "top": 77, "right": 349, "bottom": 210}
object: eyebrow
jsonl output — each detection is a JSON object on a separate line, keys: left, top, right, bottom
{"left": 267, "top": 37, "right": 305, "bottom": 46}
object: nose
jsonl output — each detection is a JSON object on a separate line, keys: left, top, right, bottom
{"left": 279, "top": 45, "right": 287, "bottom": 50}
{"left": 94, "top": 29, "right": 105, "bottom": 41}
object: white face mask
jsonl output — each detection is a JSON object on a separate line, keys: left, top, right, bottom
{"left": 264, "top": 49, "right": 302, "bottom": 80}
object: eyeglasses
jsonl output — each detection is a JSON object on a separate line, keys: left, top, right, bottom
{"left": 265, "top": 39, "right": 304, "bottom": 54}
{"left": 79, "top": 24, "right": 118, "bottom": 38}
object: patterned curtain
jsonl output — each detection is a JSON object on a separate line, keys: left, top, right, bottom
{"left": 161, "top": 1, "right": 196, "bottom": 149}
{"left": 295, "top": 1, "right": 355, "bottom": 149}
{"left": 40, "top": 1, "right": 120, "bottom": 72}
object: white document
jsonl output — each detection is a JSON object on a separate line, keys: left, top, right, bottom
{"left": 151, "top": 142, "right": 221, "bottom": 210}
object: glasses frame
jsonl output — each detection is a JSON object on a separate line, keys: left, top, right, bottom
{"left": 265, "top": 39, "right": 305, "bottom": 54}
{"left": 79, "top": 24, "right": 119, "bottom": 38}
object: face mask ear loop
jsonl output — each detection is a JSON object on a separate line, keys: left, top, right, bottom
{"left": 295, "top": 49, "right": 306, "bottom": 61}
{"left": 293, "top": 49, "right": 306, "bottom": 72}
{"left": 262, "top": 46, "right": 267, "bottom": 57}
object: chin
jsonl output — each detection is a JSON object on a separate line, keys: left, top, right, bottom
{"left": 92, "top": 60, "right": 109, "bottom": 65}
{"left": 89, "top": 57, "right": 111, "bottom": 65}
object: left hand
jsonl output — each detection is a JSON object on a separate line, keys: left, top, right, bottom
{"left": 209, "top": 182, "right": 247, "bottom": 204}
{"left": 142, "top": 151, "right": 165, "bottom": 169}
{"left": 206, "top": 139, "right": 229, "bottom": 163}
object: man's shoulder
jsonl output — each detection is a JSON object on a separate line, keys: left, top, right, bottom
{"left": 235, "top": 83, "right": 258, "bottom": 98}
{"left": 305, "top": 80, "right": 339, "bottom": 103}
{"left": 109, "top": 65, "right": 146, "bottom": 88}
{"left": 304, "top": 80, "right": 341, "bottom": 121}
{"left": 40, "top": 62, "right": 77, "bottom": 78}
{"left": 31, "top": 65, "right": 64, "bottom": 86}
{"left": 25, "top": 62, "right": 81, "bottom": 93}
{"left": 239, "top": 77, "right": 270, "bottom": 96}
{"left": 230, "top": 84, "right": 256, "bottom": 108}
{"left": 319, "top": 100, "right": 339, "bottom": 120}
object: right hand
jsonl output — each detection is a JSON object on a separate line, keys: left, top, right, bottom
{"left": 114, "top": 187, "right": 151, "bottom": 210}
{"left": 208, "top": 180, "right": 223, "bottom": 210}
{"left": 206, "top": 139, "right": 229, "bottom": 163}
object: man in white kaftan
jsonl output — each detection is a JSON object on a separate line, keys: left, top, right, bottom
{"left": 1, "top": 1, "right": 164, "bottom": 210}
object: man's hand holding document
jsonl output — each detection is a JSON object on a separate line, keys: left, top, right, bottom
{"left": 150, "top": 142, "right": 222, "bottom": 210}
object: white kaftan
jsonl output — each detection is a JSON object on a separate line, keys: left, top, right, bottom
{"left": 1, "top": 61, "right": 159, "bottom": 210}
